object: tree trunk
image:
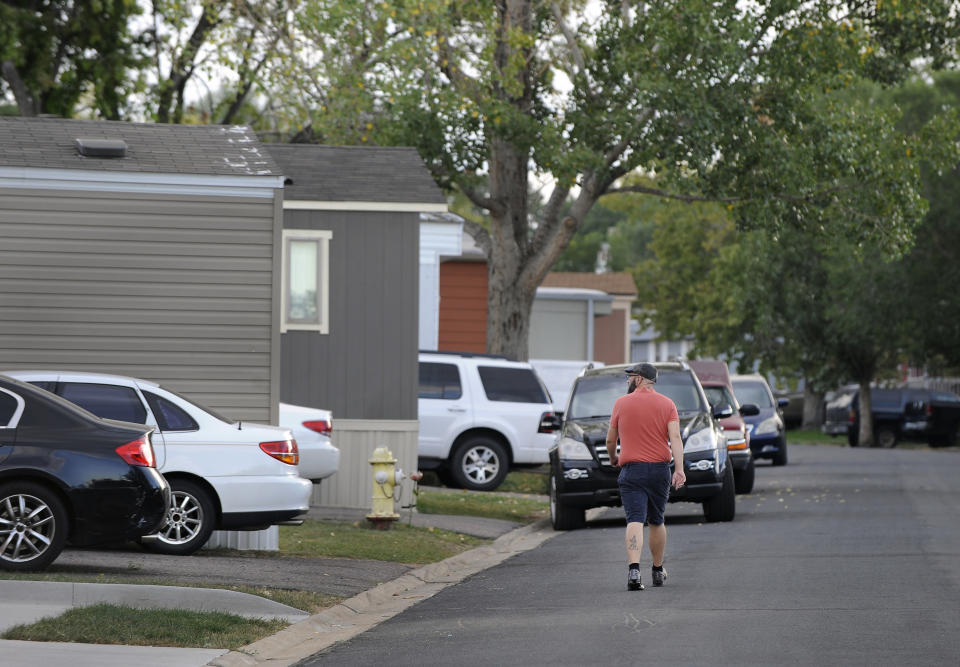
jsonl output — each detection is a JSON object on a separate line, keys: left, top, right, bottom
{"left": 857, "top": 381, "right": 874, "bottom": 447}
{"left": 486, "top": 136, "right": 534, "bottom": 360}
{"left": 1, "top": 60, "right": 39, "bottom": 116}
{"left": 801, "top": 383, "right": 824, "bottom": 429}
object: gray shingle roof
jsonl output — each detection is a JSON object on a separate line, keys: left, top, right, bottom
{"left": 0, "top": 117, "right": 279, "bottom": 177}
{"left": 265, "top": 144, "right": 445, "bottom": 204}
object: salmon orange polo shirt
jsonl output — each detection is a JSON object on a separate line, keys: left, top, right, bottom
{"left": 610, "top": 387, "right": 679, "bottom": 464}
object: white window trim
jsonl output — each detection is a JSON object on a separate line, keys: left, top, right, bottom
{"left": 281, "top": 229, "right": 332, "bottom": 334}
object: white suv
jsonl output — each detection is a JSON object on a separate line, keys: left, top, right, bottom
{"left": 418, "top": 352, "right": 561, "bottom": 491}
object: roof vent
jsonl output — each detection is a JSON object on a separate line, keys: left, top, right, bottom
{"left": 75, "top": 137, "right": 127, "bottom": 158}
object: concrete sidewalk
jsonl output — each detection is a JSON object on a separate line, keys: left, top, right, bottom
{"left": 0, "top": 511, "right": 557, "bottom": 667}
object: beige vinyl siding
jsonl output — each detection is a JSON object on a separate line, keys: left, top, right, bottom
{"left": 0, "top": 186, "right": 280, "bottom": 423}
{"left": 311, "top": 419, "right": 418, "bottom": 510}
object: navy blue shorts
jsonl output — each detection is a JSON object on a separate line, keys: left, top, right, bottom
{"left": 618, "top": 461, "right": 671, "bottom": 525}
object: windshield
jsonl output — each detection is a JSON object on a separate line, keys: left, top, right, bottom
{"left": 732, "top": 381, "right": 774, "bottom": 408}
{"left": 703, "top": 386, "right": 737, "bottom": 409}
{"left": 568, "top": 370, "right": 706, "bottom": 419}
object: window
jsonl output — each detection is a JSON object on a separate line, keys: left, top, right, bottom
{"left": 27, "top": 381, "right": 57, "bottom": 393}
{"left": 59, "top": 383, "right": 147, "bottom": 424}
{"left": 0, "top": 389, "right": 23, "bottom": 427}
{"left": 478, "top": 367, "right": 549, "bottom": 403}
{"left": 419, "top": 363, "right": 463, "bottom": 399}
{"left": 143, "top": 391, "right": 199, "bottom": 432}
{"left": 703, "top": 386, "right": 736, "bottom": 409}
{"left": 282, "top": 229, "right": 331, "bottom": 333}
{"left": 732, "top": 381, "right": 774, "bottom": 408}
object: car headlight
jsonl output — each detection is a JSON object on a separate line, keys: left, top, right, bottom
{"left": 755, "top": 416, "right": 780, "bottom": 435}
{"left": 557, "top": 437, "right": 593, "bottom": 460}
{"left": 684, "top": 426, "right": 718, "bottom": 453}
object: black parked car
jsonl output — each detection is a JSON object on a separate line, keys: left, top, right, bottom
{"left": 549, "top": 362, "right": 736, "bottom": 530}
{"left": 824, "top": 386, "right": 960, "bottom": 448}
{"left": 0, "top": 375, "right": 169, "bottom": 571}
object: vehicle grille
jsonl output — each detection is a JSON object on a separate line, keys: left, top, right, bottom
{"left": 593, "top": 443, "right": 619, "bottom": 466}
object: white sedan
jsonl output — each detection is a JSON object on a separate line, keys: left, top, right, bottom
{"left": 4, "top": 370, "right": 312, "bottom": 555}
{"left": 279, "top": 402, "right": 340, "bottom": 483}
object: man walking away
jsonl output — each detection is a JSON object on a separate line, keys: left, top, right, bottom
{"left": 606, "top": 363, "right": 686, "bottom": 591}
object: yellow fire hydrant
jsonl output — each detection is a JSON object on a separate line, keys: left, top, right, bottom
{"left": 367, "top": 446, "right": 403, "bottom": 529}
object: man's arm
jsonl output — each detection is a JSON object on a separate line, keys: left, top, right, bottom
{"left": 606, "top": 422, "right": 620, "bottom": 467}
{"left": 668, "top": 420, "right": 685, "bottom": 487}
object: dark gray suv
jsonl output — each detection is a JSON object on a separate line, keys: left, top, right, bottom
{"left": 549, "top": 362, "right": 736, "bottom": 530}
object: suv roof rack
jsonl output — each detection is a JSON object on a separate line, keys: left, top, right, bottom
{"left": 419, "top": 350, "right": 514, "bottom": 361}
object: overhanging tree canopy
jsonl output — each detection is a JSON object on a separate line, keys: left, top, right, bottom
{"left": 280, "top": 0, "right": 957, "bottom": 359}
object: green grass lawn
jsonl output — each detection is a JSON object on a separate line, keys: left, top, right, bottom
{"left": 277, "top": 519, "right": 487, "bottom": 563}
{"left": 415, "top": 489, "right": 548, "bottom": 523}
{"left": 1, "top": 603, "right": 287, "bottom": 649}
{"left": 419, "top": 468, "right": 549, "bottom": 495}
{"left": 786, "top": 428, "right": 846, "bottom": 445}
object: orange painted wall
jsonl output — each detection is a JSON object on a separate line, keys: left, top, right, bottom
{"left": 438, "top": 261, "right": 488, "bottom": 353}
{"left": 594, "top": 307, "right": 628, "bottom": 365}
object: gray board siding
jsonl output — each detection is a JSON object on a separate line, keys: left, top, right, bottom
{"left": 280, "top": 209, "right": 419, "bottom": 421}
{"left": 266, "top": 145, "right": 445, "bottom": 204}
{"left": 0, "top": 187, "right": 279, "bottom": 423}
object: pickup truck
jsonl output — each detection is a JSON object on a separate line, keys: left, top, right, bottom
{"left": 823, "top": 387, "right": 960, "bottom": 448}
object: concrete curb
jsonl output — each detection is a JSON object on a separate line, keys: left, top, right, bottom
{"left": 210, "top": 518, "right": 559, "bottom": 666}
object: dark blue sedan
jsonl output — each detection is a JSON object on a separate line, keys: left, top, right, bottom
{"left": 731, "top": 374, "right": 788, "bottom": 466}
{"left": 0, "top": 375, "right": 170, "bottom": 571}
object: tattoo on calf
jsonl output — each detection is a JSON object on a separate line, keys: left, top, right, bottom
{"left": 628, "top": 535, "right": 638, "bottom": 552}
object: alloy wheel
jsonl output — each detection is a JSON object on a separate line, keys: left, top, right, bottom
{"left": 0, "top": 493, "right": 56, "bottom": 564}
{"left": 461, "top": 445, "right": 501, "bottom": 485}
{"left": 157, "top": 490, "right": 205, "bottom": 545}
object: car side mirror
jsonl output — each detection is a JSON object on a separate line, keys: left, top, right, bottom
{"left": 739, "top": 403, "right": 760, "bottom": 417}
{"left": 712, "top": 403, "right": 734, "bottom": 419}
{"left": 777, "top": 398, "right": 790, "bottom": 409}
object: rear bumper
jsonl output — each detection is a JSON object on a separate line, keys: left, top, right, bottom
{"left": 551, "top": 451, "right": 724, "bottom": 508}
{"left": 219, "top": 508, "right": 309, "bottom": 531}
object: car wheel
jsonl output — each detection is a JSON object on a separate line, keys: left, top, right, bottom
{"left": 549, "top": 475, "right": 585, "bottom": 530}
{"left": 449, "top": 437, "right": 510, "bottom": 492}
{"left": 703, "top": 463, "right": 736, "bottom": 523}
{"left": 143, "top": 479, "right": 215, "bottom": 556}
{"left": 734, "top": 456, "right": 755, "bottom": 494}
{"left": 772, "top": 439, "right": 788, "bottom": 466}
{"left": 847, "top": 430, "right": 859, "bottom": 447}
{"left": 875, "top": 427, "right": 897, "bottom": 449}
{"left": 0, "top": 481, "right": 68, "bottom": 571}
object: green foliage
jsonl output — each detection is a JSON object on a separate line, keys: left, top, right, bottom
{"left": 634, "top": 70, "right": 960, "bottom": 389}
{"left": 277, "top": 0, "right": 959, "bottom": 359}
{"left": 0, "top": 0, "right": 143, "bottom": 118}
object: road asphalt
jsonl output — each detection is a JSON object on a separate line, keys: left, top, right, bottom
{"left": 0, "top": 502, "right": 560, "bottom": 667}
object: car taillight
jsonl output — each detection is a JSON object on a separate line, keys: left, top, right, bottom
{"left": 847, "top": 408, "right": 856, "bottom": 424}
{"left": 303, "top": 419, "right": 332, "bottom": 435}
{"left": 116, "top": 435, "right": 156, "bottom": 467}
{"left": 538, "top": 411, "right": 561, "bottom": 434}
{"left": 260, "top": 439, "right": 299, "bottom": 465}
